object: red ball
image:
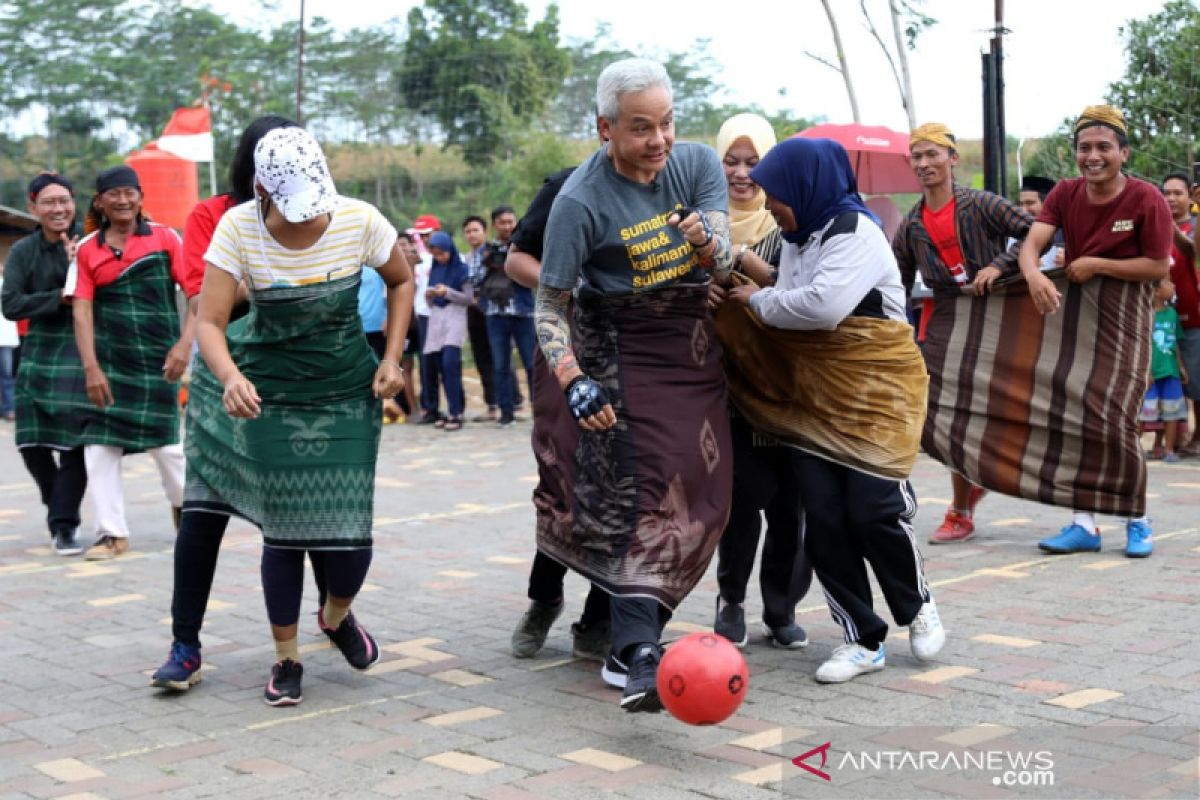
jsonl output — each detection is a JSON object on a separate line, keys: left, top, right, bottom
{"left": 657, "top": 632, "right": 749, "bottom": 725}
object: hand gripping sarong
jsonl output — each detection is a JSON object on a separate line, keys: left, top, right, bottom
{"left": 15, "top": 309, "right": 89, "bottom": 449}
{"left": 184, "top": 273, "right": 381, "bottom": 550}
{"left": 921, "top": 271, "right": 1152, "bottom": 516}
{"left": 81, "top": 254, "right": 180, "bottom": 450}
{"left": 534, "top": 284, "right": 732, "bottom": 610}
{"left": 715, "top": 289, "right": 928, "bottom": 481}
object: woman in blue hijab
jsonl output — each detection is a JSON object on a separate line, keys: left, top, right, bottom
{"left": 422, "top": 232, "right": 473, "bottom": 430}
{"left": 724, "top": 136, "right": 946, "bottom": 685}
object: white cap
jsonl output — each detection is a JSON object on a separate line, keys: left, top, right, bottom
{"left": 253, "top": 127, "right": 337, "bottom": 223}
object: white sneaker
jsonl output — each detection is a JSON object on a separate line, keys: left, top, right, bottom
{"left": 909, "top": 600, "right": 946, "bottom": 661}
{"left": 814, "top": 643, "right": 885, "bottom": 684}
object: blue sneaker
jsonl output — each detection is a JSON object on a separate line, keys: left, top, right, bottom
{"left": 1038, "top": 524, "right": 1101, "bottom": 554}
{"left": 1125, "top": 519, "right": 1153, "bottom": 558}
{"left": 150, "top": 642, "right": 201, "bottom": 691}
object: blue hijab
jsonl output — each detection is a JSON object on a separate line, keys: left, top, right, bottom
{"left": 749, "top": 138, "right": 877, "bottom": 245}
{"left": 426, "top": 231, "right": 469, "bottom": 308}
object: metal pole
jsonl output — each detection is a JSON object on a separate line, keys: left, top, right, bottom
{"left": 296, "top": 0, "right": 305, "bottom": 125}
{"left": 993, "top": 0, "right": 1008, "bottom": 194}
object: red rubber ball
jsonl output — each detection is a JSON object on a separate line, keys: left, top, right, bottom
{"left": 656, "top": 631, "right": 749, "bottom": 725}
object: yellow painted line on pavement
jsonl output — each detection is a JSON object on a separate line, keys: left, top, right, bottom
{"left": 797, "top": 530, "right": 1199, "bottom": 614}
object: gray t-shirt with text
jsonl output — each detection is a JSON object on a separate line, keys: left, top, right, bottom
{"left": 540, "top": 142, "right": 728, "bottom": 300}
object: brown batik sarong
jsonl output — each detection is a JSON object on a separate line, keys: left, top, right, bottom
{"left": 535, "top": 284, "right": 732, "bottom": 610}
{"left": 715, "top": 287, "right": 928, "bottom": 481}
{"left": 921, "top": 270, "right": 1152, "bottom": 517}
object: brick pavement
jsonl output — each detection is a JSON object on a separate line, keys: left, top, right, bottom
{"left": 0, "top": 415, "right": 1197, "bottom": 799}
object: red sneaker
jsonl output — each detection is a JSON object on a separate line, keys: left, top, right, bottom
{"left": 929, "top": 509, "right": 975, "bottom": 544}
{"left": 966, "top": 484, "right": 988, "bottom": 514}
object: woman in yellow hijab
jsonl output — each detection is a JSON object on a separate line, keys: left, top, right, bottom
{"left": 712, "top": 112, "right": 813, "bottom": 652}
{"left": 717, "top": 113, "right": 784, "bottom": 286}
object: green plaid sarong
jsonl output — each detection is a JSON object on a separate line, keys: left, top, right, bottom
{"left": 15, "top": 308, "right": 89, "bottom": 448}
{"left": 184, "top": 273, "right": 381, "bottom": 550}
{"left": 80, "top": 253, "right": 181, "bottom": 450}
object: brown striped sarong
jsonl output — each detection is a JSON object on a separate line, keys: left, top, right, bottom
{"left": 534, "top": 284, "right": 732, "bottom": 610}
{"left": 922, "top": 270, "right": 1152, "bottom": 516}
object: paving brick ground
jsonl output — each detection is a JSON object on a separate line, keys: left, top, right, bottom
{"left": 0, "top": 407, "right": 1197, "bottom": 799}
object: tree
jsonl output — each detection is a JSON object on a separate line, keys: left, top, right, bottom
{"left": 807, "top": 0, "right": 860, "bottom": 123}
{"left": 399, "top": 0, "right": 569, "bottom": 166}
{"left": 1105, "top": 0, "right": 1200, "bottom": 181}
{"left": 860, "top": 0, "right": 934, "bottom": 129}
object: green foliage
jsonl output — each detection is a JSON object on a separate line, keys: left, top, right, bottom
{"left": 399, "top": 0, "right": 570, "bottom": 167}
{"left": 0, "top": 0, "right": 813, "bottom": 234}
{"left": 1106, "top": 0, "right": 1200, "bottom": 182}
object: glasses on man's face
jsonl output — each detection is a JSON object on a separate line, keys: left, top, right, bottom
{"left": 36, "top": 196, "right": 73, "bottom": 208}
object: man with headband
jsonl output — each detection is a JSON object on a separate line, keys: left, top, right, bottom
{"left": 1, "top": 173, "right": 90, "bottom": 555}
{"left": 71, "top": 165, "right": 196, "bottom": 560}
{"left": 1020, "top": 105, "right": 1172, "bottom": 558}
{"left": 893, "top": 122, "right": 1033, "bottom": 544}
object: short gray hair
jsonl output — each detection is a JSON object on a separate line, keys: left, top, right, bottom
{"left": 595, "top": 58, "right": 673, "bottom": 122}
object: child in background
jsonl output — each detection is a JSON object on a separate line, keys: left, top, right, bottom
{"left": 1142, "top": 278, "right": 1190, "bottom": 462}
{"left": 422, "top": 232, "right": 472, "bottom": 431}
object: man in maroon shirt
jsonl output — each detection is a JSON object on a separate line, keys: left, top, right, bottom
{"left": 1020, "top": 105, "right": 1172, "bottom": 558}
{"left": 1161, "top": 172, "right": 1200, "bottom": 455}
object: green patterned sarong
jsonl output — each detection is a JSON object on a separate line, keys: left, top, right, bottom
{"left": 15, "top": 308, "right": 89, "bottom": 449}
{"left": 81, "top": 253, "right": 181, "bottom": 450}
{"left": 184, "top": 273, "right": 381, "bottom": 550}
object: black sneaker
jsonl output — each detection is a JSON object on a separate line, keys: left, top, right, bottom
{"left": 764, "top": 621, "right": 809, "bottom": 649}
{"left": 571, "top": 619, "right": 611, "bottom": 663}
{"left": 150, "top": 641, "right": 202, "bottom": 691}
{"left": 52, "top": 528, "right": 83, "bottom": 556}
{"left": 319, "top": 610, "right": 380, "bottom": 670}
{"left": 714, "top": 597, "right": 748, "bottom": 648}
{"left": 620, "top": 644, "right": 663, "bottom": 713}
{"left": 511, "top": 599, "right": 563, "bottom": 658}
{"left": 263, "top": 659, "right": 303, "bottom": 706}
{"left": 600, "top": 650, "right": 628, "bottom": 688}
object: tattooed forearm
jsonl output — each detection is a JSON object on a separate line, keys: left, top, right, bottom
{"left": 701, "top": 210, "right": 733, "bottom": 278}
{"left": 535, "top": 285, "right": 580, "bottom": 384}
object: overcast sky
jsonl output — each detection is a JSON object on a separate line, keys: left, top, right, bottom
{"left": 195, "top": 0, "right": 1168, "bottom": 139}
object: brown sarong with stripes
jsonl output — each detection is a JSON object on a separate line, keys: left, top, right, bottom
{"left": 534, "top": 284, "right": 732, "bottom": 610}
{"left": 922, "top": 270, "right": 1152, "bottom": 517}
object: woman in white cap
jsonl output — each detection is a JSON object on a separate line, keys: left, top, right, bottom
{"left": 164, "top": 126, "right": 414, "bottom": 706}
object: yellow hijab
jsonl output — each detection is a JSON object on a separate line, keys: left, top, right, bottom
{"left": 717, "top": 113, "right": 778, "bottom": 248}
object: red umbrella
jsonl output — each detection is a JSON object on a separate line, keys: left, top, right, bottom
{"left": 794, "top": 123, "right": 920, "bottom": 194}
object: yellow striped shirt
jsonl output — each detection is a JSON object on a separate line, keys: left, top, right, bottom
{"left": 204, "top": 196, "right": 397, "bottom": 287}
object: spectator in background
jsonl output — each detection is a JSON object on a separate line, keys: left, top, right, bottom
{"left": 411, "top": 215, "right": 440, "bottom": 424}
{"left": 422, "top": 231, "right": 473, "bottom": 431}
{"left": 0, "top": 281, "right": 17, "bottom": 420}
{"left": 1140, "top": 277, "right": 1189, "bottom": 461}
{"left": 359, "top": 265, "right": 404, "bottom": 423}
{"left": 1, "top": 172, "right": 89, "bottom": 555}
{"left": 71, "top": 166, "right": 193, "bottom": 561}
{"left": 462, "top": 214, "right": 502, "bottom": 421}
{"left": 1161, "top": 172, "right": 1200, "bottom": 456}
{"left": 395, "top": 233, "right": 422, "bottom": 419}
{"left": 482, "top": 205, "right": 534, "bottom": 428}
{"left": 1015, "top": 176, "right": 1064, "bottom": 271}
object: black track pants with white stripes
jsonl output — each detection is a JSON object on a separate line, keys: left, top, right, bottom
{"left": 796, "top": 454, "right": 930, "bottom": 649}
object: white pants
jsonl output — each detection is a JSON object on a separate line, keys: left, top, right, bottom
{"left": 84, "top": 444, "right": 185, "bottom": 539}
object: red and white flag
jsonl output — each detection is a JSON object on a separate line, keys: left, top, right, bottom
{"left": 157, "top": 106, "right": 214, "bottom": 163}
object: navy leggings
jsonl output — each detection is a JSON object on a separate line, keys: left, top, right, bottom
{"left": 171, "top": 510, "right": 329, "bottom": 648}
{"left": 260, "top": 545, "right": 373, "bottom": 627}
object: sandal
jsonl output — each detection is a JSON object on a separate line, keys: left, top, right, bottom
{"left": 443, "top": 418, "right": 463, "bottom": 432}
{"left": 433, "top": 418, "right": 446, "bottom": 429}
